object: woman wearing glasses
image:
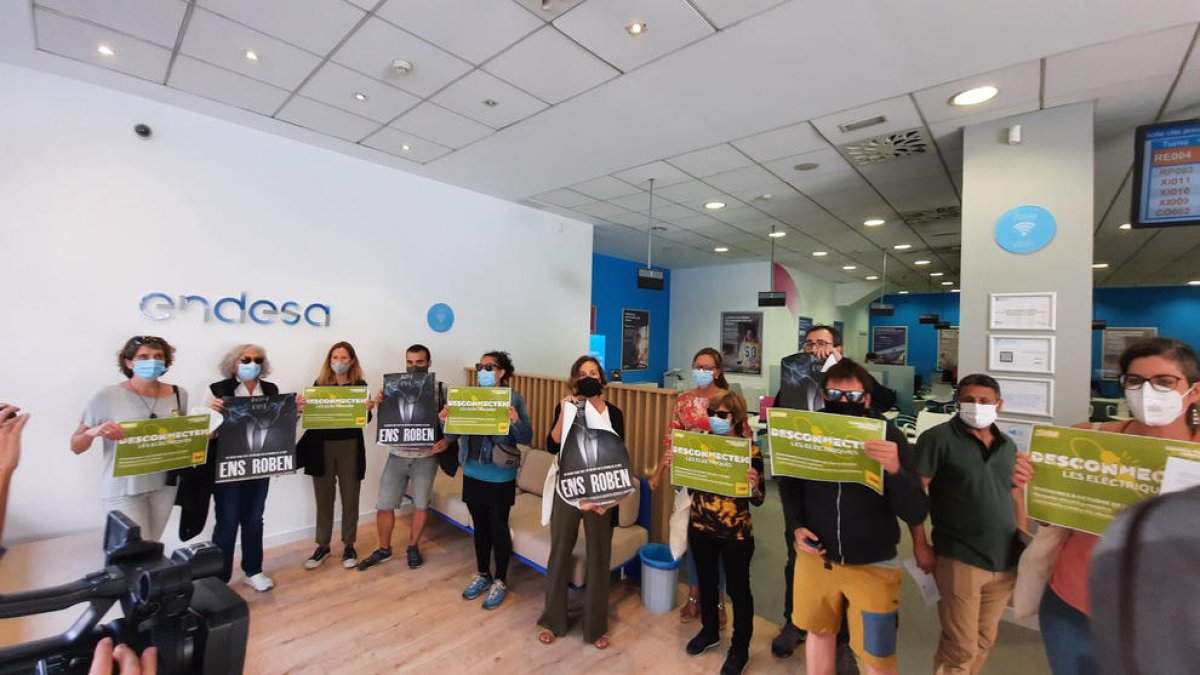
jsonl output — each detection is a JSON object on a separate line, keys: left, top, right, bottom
{"left": 71, "top": 336, "right": 188, "bottom": 541}
{"left": 650, "top": 346, "right": 731, "bottom": 625}
{"left": 1038, "top": 338, "right": 1200, "bottom": 675}
{"left": 440, "top": 351, "right": 532, "bottom": 610}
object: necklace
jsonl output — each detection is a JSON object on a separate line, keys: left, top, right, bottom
{"left": 129, "top": 383, "right": 160, "bottom": 419}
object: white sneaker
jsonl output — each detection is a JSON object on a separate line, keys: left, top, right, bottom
{"left": 244, "top": 572, "right": 274, "bottom": 592}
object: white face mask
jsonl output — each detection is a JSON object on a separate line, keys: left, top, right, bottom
{"left": 957, "top": 402, "right": 998, "bottom": 429}
{"left": 1125, "top": 382, "right": 1190, "bottom": 427}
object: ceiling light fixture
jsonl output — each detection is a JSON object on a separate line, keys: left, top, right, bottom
{"left": 97, "top": 44, "right": 115, "bottom": 57}
{"left": 1119, "top": 223, "right": 1132, "bottom": 230}
{"left": 941, "top": 281, "right": 954, "bottom": 286}
{"left": 929, "top": 271, "right": 944, "bottom": 277}
{"left": 483, "top": 99, "right": 498, "bottom": 107}
{"left": 401, "top": 144, "right": 411, "bottom": 151}
{"left": 768, "top": 230, "right": 786, "bottom": 238}
{"left": 893, "top": 243, "right": 912, "bottom": 250}
{"left": 863, "top": 218, "right": 885, "bottom": 227}
{"left": 842, "top": 265, "right": 857, "bottom": 270}
{"left": 714, "top": 246, "right": 729, "bottom": 253}
{"left": 243, "top": 49, "right": 259, "bottom": 62}
{"left": 951, "top": 288, "right": 961, "bottom": 293}
{"left": 1092, "top": 263, "right": 1109, "bottom": 269}
{"left": 704, "top": 201, "right": 726, "bottom": 210}
{"left": 812, "top": 251, "right": 828, "bottom": 257}
{"left": 793, "top": 162, "right": 819, "bottom": 171}
{"left": 353, "top": 92, "right": 368, "bottom": 102}
{"left": 626, "top": 21, "right": 647, "bottom": 36}
{"left": 1188, "top": 280, "right": 1200, "bottom": 286}
{"left": 758, "top": 193, "right": 773, "bottom": 201}
{"left": 914, "top": 259, "right": 931, "bottom": 265}
{"left": 865, "top": 275, "right": 879, "bottom": 281}
{"left": 950, "top": 85, "right": 999, "bottom": 106}
{"left": 898, "top": 290, "right": 910, "bottom": 295}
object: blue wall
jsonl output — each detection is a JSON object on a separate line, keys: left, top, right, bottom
{"left": 867, "top": 293, "right": 961, "bottom": 386}
{"left": 591, "top": 253, "right": 671, "bottom": 384}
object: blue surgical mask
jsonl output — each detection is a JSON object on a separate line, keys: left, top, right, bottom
{"left": 692, "top": 369, "right": 714, "bottom": 388}
{"left": 237, "top": 363, "right": 262, "bottom": 382}
{"left": 477, "top": 369, "right": 497, "bottom": 387}
{"left": 132, "top": 359, "right": 166, "bottom": 381}
{"left": 708, "top": 416, "right": 732, "bottom": 435}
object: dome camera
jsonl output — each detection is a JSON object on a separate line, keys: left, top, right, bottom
{"left": 133, "top": 123, "right": 153, "bottom": 140}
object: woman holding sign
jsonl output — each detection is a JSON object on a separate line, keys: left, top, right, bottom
{"left": 71, "top": 335, "right": 188, "bottom": 541}
{"left": 1037, "top": 338, "right": 1200, "bottom": 675}
{"left": 537, "top": 356, "right": 627, "bottom": 649}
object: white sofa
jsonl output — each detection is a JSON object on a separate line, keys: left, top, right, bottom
{"left": 427, "top": 446, "right": 650, "bottom": 587}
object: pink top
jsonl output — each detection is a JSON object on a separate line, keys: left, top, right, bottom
{"left": 1049, "top": 530, "right": 1099, "bottom": 615}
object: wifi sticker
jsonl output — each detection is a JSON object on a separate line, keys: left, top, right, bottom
{"left": 995, "top": 205, "right": 1057, "bottom": 254}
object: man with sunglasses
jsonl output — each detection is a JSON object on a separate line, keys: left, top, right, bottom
{"left": 788, "top": 359, "right": 927, "bottom": 675}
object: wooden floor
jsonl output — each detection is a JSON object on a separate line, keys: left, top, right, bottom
{"left": 235, "top": 518, "right": 803, "bottom": 674}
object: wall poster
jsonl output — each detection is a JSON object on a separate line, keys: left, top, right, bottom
{"left": 871, "top": 326, "right": 908, "bottom": 365}
{"left": 621, "top": 308, "right": 650, "bottom": 371}
{"left": 721, "top": 311, "right": 763, "bottom": 374}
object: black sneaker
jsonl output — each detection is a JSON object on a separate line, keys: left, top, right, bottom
{"left": 406, "top": 545, "right": 423, "bottom": 569}
{"left": 685, "top": 631, "right": 720, "bottom": 657}
{"left": 720, "top": 650, "right": 749, "bottom": 675}
{"left": 304, "top": 545, "right": 331, "bottom": 570}
{"left": 342, "top": 545, "right": 358, "bottom": 569}
{"left": 771, "top": 621, "right": 807, "bottom": 658}
{"left": 356, "top": 547, "right": 392, "bottom": 571}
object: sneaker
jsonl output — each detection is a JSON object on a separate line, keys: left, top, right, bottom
{"left": 685, "top": 631, "right": 720, "bottom": 657}
{"left": 481, "top": 580, "right": 508, "bottom": 610}
{"left": 720, "top": 650, "right": 749, "bottom": 675}
{"left": 406, "top": 545, "right": 424, "bottom": 569}
{"left": 342, "top": 546, "right": 358, "bottom": 569}
{"left": 836, "top": 642, "right": 860, "bottom": 675}
{"left": 243, "top": 572, "right": 274, "bottom": 592}
{"left": 356, "top": 547, "right": 393, "bottom": 572}
{"left": 304, "top": 545, "right": 331, "bottom": 570}
{"left": 771, "top": 621, "right": 807, "bottom": 658}
{"left": 462, "top": 573, "right": 492, "bottom": 600}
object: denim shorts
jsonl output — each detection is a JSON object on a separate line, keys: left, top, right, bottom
{"left": 376, "top": 454, "right": 438, "bottom": 510}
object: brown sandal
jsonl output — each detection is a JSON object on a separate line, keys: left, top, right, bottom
{"left": 537, "top": 628, "right": 556, "bottom": 645}
{"left": 679, "top": 594, "right": 699, "bottom": 623}
{"left": 593, "top": 635, "right": 610, "bottom": 650}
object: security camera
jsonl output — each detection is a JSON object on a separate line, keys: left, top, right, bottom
{"left": 133, "top": 123, "right": 152, "bottom": 140}
{"left": 391, "top": 59, "right": 413, "bottom": 76}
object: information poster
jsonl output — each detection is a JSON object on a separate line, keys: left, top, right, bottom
{"left": 376, "top": 372, "right": 439, "bottom": 447}
{"left": 1027, "top": 425, "right": 1200, "bottom": 535}
{"left": 113, "top": 415, "right": 210, "bottom": 477}
{"left": 670, "top": 430, "right": 752, "bottom": 497}
{"left": 797, "top": 316, "right": 814, "bottom": 351}
{"left": 215, "top": 394, "right": 298, "bottom": 483}
{"left": 621, "top": 308, "right": 650, "bottom": 371}
{"left": 871, "top": 326, "right": 908, "bottom": 365}
{"left": 555, "top": 402, "right": 635, "bottom": 507}
{"left": 444, "top": 387, "right": 512, "bottom": 435}
{"left": 989, "top": 292, "right": 1056, "bottom": 331}
{"left": 767, "top": 408, "right": 886, "bottom": 493}
{"left": 1100, "top": 328, "right": 1157, "bottom": 380}
{"left": 302, "top": 386, "right": 368, "bottom": 429}
{"left": 988, "top": 335, "right": 1055, "bottom": 374}
{"left": 936, "top": 328, "right": 959, "bottom": 372}
{"left": 721, "top": 311, "right": 763, "bottom": 374}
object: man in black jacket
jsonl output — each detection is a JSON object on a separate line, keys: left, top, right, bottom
{"left": 789, "top": 359, "right": 927, "bottom": 675}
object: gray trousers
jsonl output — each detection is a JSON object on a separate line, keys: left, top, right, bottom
{"left": 538, "top": 494, "right": 614, "bottom": 643}
{"left": 312, "top": 439, "right": 361, "bottom": 547}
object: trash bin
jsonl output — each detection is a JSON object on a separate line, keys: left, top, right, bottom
{"left": 638, "top": 543, "right": 681, "bottom": 613}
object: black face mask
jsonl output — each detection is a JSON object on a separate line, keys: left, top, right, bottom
{"left": 823, "top": 399, "right": 867, "bottom": 417}
{"left": 576, "top": 377, "right": 603, "bottom": 398}
{"left": 407, "top": 366, "right": 429, "bottom": 375}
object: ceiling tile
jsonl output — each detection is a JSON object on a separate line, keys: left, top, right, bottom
{"left": 181, "top": 9, "right": 323, "bottom": 90}
{"left": 755, "top": 192, "right": 823, "bottom": 219}
{"left": 198, "top": 0, "right": 365, "bottom": 56}
{"left": 484, "top": 25, "right": 619, "bottom": 105}
{"left": 762, "top": 146, "right": 855, "bottom": 183}
{"left": 713, "top": 206, "right": 769, "bottom": 226}
{"left": 531, "top": 188, "right": 594, "bottom": 208}
{"left": 704, "top": 164, "right": 791, "bottom": 199}
{"left": 36, "top": 0, "right": 186, "bottom": 48}
{"left": 652, "top": 180, "right": 716, "bottom": 204}
{"left": 688, "top": 0, "right": 789, "bottom": 28}
{"left": 673, "top": 213, "right": 725, "bottom": 230}
{"left": 1045, "top": 75, "right": 1174, "bottom": 140}
{"left": 1045, "top": 24, "right": 1195, "bottom": 99}
{"left": 858, "top": 152, "right": 947, "bottom": 186}
{"left": 668, "top": 143, "right": 754, "bottom": 177}
{"left": 330, "top": 17, "right": 472, "bottom": 98}
{"left": 360, "top": 126, "right": 452, "bottom": 163}
{"left": 652, "top": 202, "right": 701, "bottom": 221}
{"left": 573, "top": 200, "right": 633, "bottom": 219}
{"left": 432, "top": 69, "right": 549, "bottom": 129}
{"left": 811, "top": 95, "right": 924, "bottom": 146}
{"left": 34, "top": 9, "right": 171, "bottom": 83}
{"left": 553, "top": 0, "right": 714, "bottom": 73}
{"left": 788, "top": 213, "right": 849, "bottom": 235}
{"left": 1165, "top": 69, "right": 1200, "bottom": 116}
{"left": 301, "top": 61, "right": 420, "bottom": 123}
{"left": 613, "top": 161, "right": 692, "bottom": 188}
{"left": 168, "top": 54, "right": 290, "bottom": 115}
{"left": 913, "top": 61, "right": 1041, "bottom": 125}
{"left": 389, "top": 102, "right": 493, "bottom": 148}
{"left": 733, "top": 121, "right": 827, "bottom": 163}
{"left": 276, "top": 95, "right": 380, "bottom": 142}
{"left": 377, "top": 0, "right": 543, "bottom": 65}
{"left": 512, "top": 0, "right": 585, "bottom": 21}
{"left": 787, "top": 168, "right": 870, "bottom": 196}
{"left": 570, "top": 175, "right": 641, "bottom": 200}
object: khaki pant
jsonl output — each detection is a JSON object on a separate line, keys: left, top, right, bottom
{"left": 932, "top": 556, "right": 1017, "bottom": 675}
{"left": 312, "top": 439, "right": 361, "bottom": 547}
{"left": 537, "top": 494, "right": 613, "bottom": 643}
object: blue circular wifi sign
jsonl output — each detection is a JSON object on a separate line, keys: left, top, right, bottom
{"left": 994, "top": 205, "right": 1056, "bottom": 254}
{"left": 427, "top": 303, "right": 455, "bottom": 333}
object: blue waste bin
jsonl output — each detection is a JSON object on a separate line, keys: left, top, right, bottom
{"left": 638, "top": 543, "right": 682, "bottom": 613}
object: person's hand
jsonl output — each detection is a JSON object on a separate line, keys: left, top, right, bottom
{"left": 508, "top": 406, "right": 519, "bottom": 423}
{"left": 209, "top": 398, "right": 225, "bottom": 412}
{"left": 561, "top": 395, "right": 582, "bottom": 412}
{"left": 86, "top": 421, "right": 126, "bottom": 442}
{"left": 660, "top": 447, "right": 674, "bottom": 470}
{"left": 580, "top": 502, "right": 608, "bottom": 515}
{"left": 295, "top": 395, "right": 307, "bottom": 412}
{"left": 0, "top": 404, "right": 29, "bottom": 475}
{"left": 89, "top": 637, "right": 157, "bottom": 675}
{"left": 864, "top": 439, "right": 900, "bottom": 474}
{"left": 365, "top": 393, "right": 378, "bottom": 411}
{"left": 747, "top": 467, "right": 761, "bottom": 492}
{"left": 793, "top": 527, "right": 825, "bottom": 556}
{"left": 1012, "top": 452, "right": 1034, "bottom": 490}
{"left": 437, "top": 405, "right": 449, "bottom": 422}
{"left": 913, "top": 537, "right": 936, "bottom": 574}
{"left": 431, "top": 439, "right": 450, "bottom": 454}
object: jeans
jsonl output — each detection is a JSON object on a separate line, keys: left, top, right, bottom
{"left": 1039, "top": 587, "right": 1099, "bottom": 675}
{"left": 213, "top": 478, "right": 270, "bottom": 581}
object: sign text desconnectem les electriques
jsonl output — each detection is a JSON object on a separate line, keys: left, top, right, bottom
{"left": 140, "top": 292, "right": 331, "bottom": 327}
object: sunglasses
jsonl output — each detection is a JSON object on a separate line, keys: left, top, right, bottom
{"left": 239, "top": 356, "right": 265, "bottom": 365}
{"left": 130, "top": 335, "right": 166, "bottom": 346}
{"left": 706, "top": 409, "right": 733, "bottom": 420}
{"left": 823, "top": 388, "right": 866, "bottom": 403}
{"left": 475, "top": 363, "right": 499, "bottom": 372}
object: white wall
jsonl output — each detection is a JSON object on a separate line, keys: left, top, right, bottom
{"left": 0, "top": 63, "right": 593, "bottom": 547}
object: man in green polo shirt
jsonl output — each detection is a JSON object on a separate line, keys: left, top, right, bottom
{"left": 911, "top": 374, "right": 1033, "bottom": 675}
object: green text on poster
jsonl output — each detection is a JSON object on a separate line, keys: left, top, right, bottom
{"left": 302, "top": 386, "right": 369, "bottom": 429}
{"left": 444, "top": 387, "right": 512, "bottom": 435}
{"left": 114, "top": 415, "right": 210, "bottom": 477}
{"left": 767, "top": 408, "right": 885, "bottom": 494}
{"left": 1027, "top": 425, "right": 1200, "bottom": 535}
{"left": 671, "top": 430, "right": 752, "bottom": 497}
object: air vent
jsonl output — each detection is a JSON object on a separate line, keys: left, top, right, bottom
{"left": 900, "top": 205, "right": 962, "bottom": 225}
{"left": 838, "top": 127, "right": 930, "bottom": 165}
{"left": 838, "top": 115, "right": 888, "bottom": 133}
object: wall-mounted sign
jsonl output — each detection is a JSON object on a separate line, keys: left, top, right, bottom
{"left": 140, "top": 292, "right": 330, "bottom": 326}
{"left": 994, "top": 205, "right": 1056, "bottom": 254}
{"left": 427, "top": 303, "right": 455, "bottom": 333}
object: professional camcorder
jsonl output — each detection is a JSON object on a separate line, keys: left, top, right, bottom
{"left": 0, "top": 512, "right": 248, "bottom": 674}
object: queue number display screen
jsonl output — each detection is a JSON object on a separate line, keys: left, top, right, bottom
{"left": 1132, "top": 119, "right": 1200, "bottom": 229}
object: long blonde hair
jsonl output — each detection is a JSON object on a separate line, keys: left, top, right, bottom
{"left": 316, "top": 341, "right": 364, "bottom": 385}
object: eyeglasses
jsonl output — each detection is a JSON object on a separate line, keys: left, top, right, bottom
{"left": 693, "top": 365, "right": 717, "bottom": 372}
{"left": 475, "top": 363, "right": 498, "bottom": 372}
{"left": 1120, "top": 374, "right": 1185, "bottom": 392}
{"left": 706, "top": 409, "right": 733, "bottom": 419}
{"left": 803, "top": 340, "right": 834, "bottom": 349}
{"left": 239, "top": 356, "right": 265, "bottom": 365}
{"left": 823, "top": 388, "right": 866, "bottom": 403}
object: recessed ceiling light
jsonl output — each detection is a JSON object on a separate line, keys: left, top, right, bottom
{"left": 1188, "top": 280, "right": 1200, "bottom": 286}
{"left": 353, "top": 92, "right": 368, "bottom": 102}
{"left": 793, "top": 162, "right": 820, "bottom": 171}
{"left": 1092, "top": 263, "right": 1109, "bottom": 269}
{"left": 1119, "top": 223, "right": 1132, "bottom": 230}
{"left": 863, "top": 218, "right": 885, "bottom": 227}
{"left": 714, "top": 246, "right": 729, "bottom": 253}
{"left": 704, "top": 201, "right": 726, "bottom": 210}
{"left": 914, "top": 259, "right": 931, "bottom": 265}
{"left": 401, "top": 144, "right": 411, "bottom": 151}
{"left": 626, "top": 21, "right": 647, "bottom": 35}
{"left": 768, "top": 230, "right": 787, "bottom": 238}
{"left": 941, "top": 281, "right": 954, "bottom": 286}
{"left": 758, "top": 193, "right": 773, "bottom": 201}
{"left": 842, "top": 265, "right": 857, "bottom": 270}
{"left": 865, "top": 275, "right": 879, "bottom": 281}
{"left": 929, "top": 272, "right": 944, "bottom": 277}
{"left": 951, "top": 289, "right": 961, "bottom": 293}
{"left": 243, "top": 49, "right": 259, "bottom": 62}
{"left": 483, "top": 99, "right": 498, "bottom": 107}
{"left": 97, "top": 44, "right": 115, "bottom": 57}
{"left": 893, "top": 243, "right": 913, "bottom": 250}
{"left": 950, "top": 85, "right": 999, "bottom": 106}
{"left": 812, "top": 251, "right": 828, "bottom": 257}
{"left": 898, "top": 290, "right": 910, "bottom": 295}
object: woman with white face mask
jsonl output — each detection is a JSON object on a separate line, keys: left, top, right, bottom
{"left": 1039, "top": 338, "right": 1200, "bottom": 675}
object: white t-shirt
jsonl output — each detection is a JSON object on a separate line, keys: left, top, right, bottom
{"left": 81, "top": 383, "right": 189, "bottom": 499}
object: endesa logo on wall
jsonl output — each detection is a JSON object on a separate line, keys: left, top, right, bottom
{"left": 140, "top": 291, "right": 331, "bottom": 327}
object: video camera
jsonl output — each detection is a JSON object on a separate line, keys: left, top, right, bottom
{"left": 0, "top": 512, "right": 248, "bottom": 674}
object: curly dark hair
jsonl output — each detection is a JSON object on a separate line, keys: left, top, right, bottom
{"left": 117, "top": 335, "right": 176, "bottom": 378}
{"left": 482, "top": 350, "right": 515, "bottom": 386}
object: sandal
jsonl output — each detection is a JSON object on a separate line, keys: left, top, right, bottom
{"left": 536, "top": 628, "right": 556, "bottom": 645}
{"left": 679, "top": 594, "right": 699, "bottom": 623}
{"left": 593, "top": 635, "right": 610, "bottom": 650}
